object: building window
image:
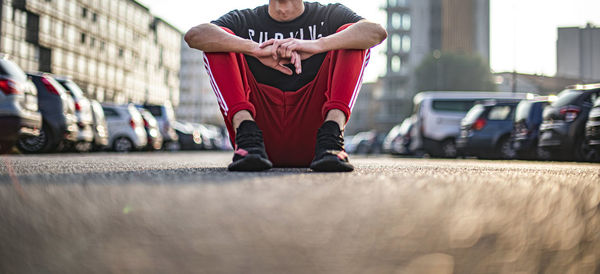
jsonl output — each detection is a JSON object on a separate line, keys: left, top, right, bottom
{"left": 92, "top": 13, "right": 97, "bottom": 22}
{"left": 82, "top": 7, "right": 88, "bottom": 18}
{"left": 392, "top": 55, "right": 401, "bottom": 72}
{"left": 402, "top": 14, "right": 411, "bottom": 30}
{"left": 25, "top": 12, "right": 40, "bottom": 45}
{"left": 402, "top": 36, "right": 411, "bottom": 52}
{"left": 80, "top": 33, "right": 86, "bottom": 44}
{"left": 90, "top": 37, "right": 95, "bottom": 48}
{"left": 391, "top": 13, "right": 401, "bottom": 30}
{"left": 392, "top": 34, "right": 401, "bottom": 52}
{"left": 118, "top": 48, "right": 124, "bottom": 57}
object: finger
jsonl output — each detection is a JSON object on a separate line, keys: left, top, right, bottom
{"left": 281, "top": 41, "right": 297, "bottom": 58}
{"left": 275, "top": 64, "right": 293, "bottom": 75}
{"left": 277, "top": 47, "right": 287, "bottom": 59}
{"left": 271, "top": 40, "right": 280, "bottom": 60}
{"left": 293, "top": 52, "right": 302, "bottom": 74}
{"left": 259, "top": 39, "right": 275, "bottom": 48}
{"left": 290, "top": 53, "right": 295, "bottom": 70}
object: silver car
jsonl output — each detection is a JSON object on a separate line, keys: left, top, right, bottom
{"left": 0, "top": 57, "right": 42, "bottom": 153}
{"left": 55, "top": 77, "right": 94, "bottom": 151}
{"left": 101, "top": 103, "right": 147, "bottom": 152}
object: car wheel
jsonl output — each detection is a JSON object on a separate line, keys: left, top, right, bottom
{"left": 574, "top": 138, "right": 594, "bottom": 162}
{"left": 441, "top": 139, "right": 457, "bottom": 158}
{"left": 498, "top": 138, "right": 516, "bottom": 159}
{"left": 537, "top": 146, "right": 558, "bottom": 161}
{"left": 17, "top": 127, "right": 50, "bottom": 154}
{"left": 0, "top": 140, "right": 16, "bottom": 154}
{"left": 113, "top": 137, "right": 133, "bottom": 152}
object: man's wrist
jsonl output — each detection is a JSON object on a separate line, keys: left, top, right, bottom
{"left": 316, "top": 36, "right": 333, "bottom": 53}
{"left": 242, "top": 40, "right": 260, "bottom": 56}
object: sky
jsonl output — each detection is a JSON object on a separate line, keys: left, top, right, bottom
{"left": 137, "top": 0, "right": 600, "bottom": 82}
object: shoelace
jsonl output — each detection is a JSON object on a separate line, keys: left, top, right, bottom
{"left": 316, "top": 130, "right": 344, "bottom": 151}
{"left": 236, "top": 130, "right": 264, "bottom": 150}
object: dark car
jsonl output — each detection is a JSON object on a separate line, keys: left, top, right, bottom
{"left": 585, "top": 96, "right": 600, "bottom": 161}
{"left": 0, "top": 57, "right": 42, "bottom": 153}
{"left": 511, "top": 99, "right": 550, "bottom": 160}
{"left": 457, "top": 100, "right": 521, "bottom": 159}
{"left": 137, "top": 107, "right": 163, "bottom": 151}
{"left": 55, "top": 77, "right": 94, "bottom": 152}
{"left": 143, "top": 102, "right": 178, "bottom": 150}
{"left": 172, "top": 121, "right": 203, "bottom": 150}
{"left": 89, "top": 99, "right": 109, "bottom": 151}
{"left": 538, "top": 84, "right": 600, "bottom": 161}
{"left": 17, "top": 73, "right": 78, "bottom": 153}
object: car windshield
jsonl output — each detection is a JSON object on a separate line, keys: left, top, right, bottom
{"left": 551, "top": 90, "right": 582, "bottom": 107}
{"left": 60, "top": 80, "right": 85, "bottom": 98}
{"left": 463, "top": 104, "right": 485, "bottom": 123}
{"left": 431, "top": 100, "right": 476, "bottom": 113}
{"left": 145, "top": 105, "right": 163, "bottom": 117}
{"left": 515, "top": 101, "right": 533, "bottom": 122}
{"left": 0, "top": 59, "right": 28, "bottom": 82}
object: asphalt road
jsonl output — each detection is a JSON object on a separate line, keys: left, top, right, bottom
{"left": 1, "top": 152, "right": 599, "bottom": 274}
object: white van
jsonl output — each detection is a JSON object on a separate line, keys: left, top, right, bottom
{"left": 412, "top": 91, "right": 534, "bottom": 157}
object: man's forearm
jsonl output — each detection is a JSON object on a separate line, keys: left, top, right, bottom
{"left": 184, "top": 23, "right": 257, "bottom": 55}
{"left": 317, "top": 20, "right": 387, "bottom": 52}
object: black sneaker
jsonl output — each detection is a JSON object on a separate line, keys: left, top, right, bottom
{"left": 310, "top": 121, "right": 354, "bottom": 172}
{"left": 228, "top": 121, "right": 272, "bottom": 171}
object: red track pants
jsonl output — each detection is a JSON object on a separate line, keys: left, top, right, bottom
{"left": 203, "top": 25, "right": 370, "bottom": 167}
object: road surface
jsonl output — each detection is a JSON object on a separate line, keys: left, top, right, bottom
{"left": 1, "top": 152, "right": 599, "bottom": 273}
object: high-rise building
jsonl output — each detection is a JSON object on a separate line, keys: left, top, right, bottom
{"left": 177, "top": 40, "right": 222, "bottom": 125}
{"left": 379, "top": 0, "right": 489, "bottom": 130}
{"left": 0, "top": 0, "right": 181, "bottom": 105}
{"left": 557, "top": 24, "right": 600, "bottom": 82}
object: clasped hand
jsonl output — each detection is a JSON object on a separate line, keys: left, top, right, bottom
{"left": 252, "top": 38, "right": 321, "bottom": 76}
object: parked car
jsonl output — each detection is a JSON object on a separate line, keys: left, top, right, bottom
{"left": 136, "top": 107, "right": 163, "bottom": 151}
{"left": 584, "top": 96, "right": 600, "bottom": 161}
{"left": 382, "top": 116, "right": 417, "bottom": 155}
{"left": 55, "top": 77, "right": 94, "bottom": 152}
{"left": 0, "top": 57, "right": 42, "bottom": 153}
{"left": 347, "top": 130, "right": 383, "bottom": 155}
{"left": 538, "top": 84, "right": 600, "bottom": 161}
{"left": 143, "top": 102, "right": 178, "bottom": 150}
{"left": 89, "top": 99, "right": 109, "bottom": 151}
{"left": 511, "top": 98, "right": 551, "bottom": 160}
{"left": 172, "top": 121, "right": 203, "bottom": 150}
{"left": 17, "top": 72, "right": 77, "bottom": 153}
{"left": 457, "top": 100, "right": 522, "bottom": 159}
{"left": 102, "top": 103, "right": 147, "bottom": 152}
{"left": 191, "top": 123, "right": 226, "bottom": 150}
{"left": 411, "top": 91, "right": 533, "bottom": 158}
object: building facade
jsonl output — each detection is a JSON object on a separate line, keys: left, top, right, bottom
{"left": 177, "top": 40, "right": 222, "bottom": 125}
{"left": 379, "top": 0, "right": 489, "bottom": 130}
{"left": 0, "top": 0, "right": 181, "bottom": 105}
{"left": 557, "top": 24, "right": 600, "bottom": 82}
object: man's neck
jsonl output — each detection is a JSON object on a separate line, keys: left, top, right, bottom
{"left": 268, "top": 0, "right": 305, "bottom": 22}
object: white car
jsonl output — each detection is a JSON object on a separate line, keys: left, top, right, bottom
{"left": 101, "top": 103, "right": 147, "bottom": 152}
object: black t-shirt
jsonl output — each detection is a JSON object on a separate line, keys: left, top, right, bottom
{"left": 212, "top": 2, "right": 363, "bottom": 91}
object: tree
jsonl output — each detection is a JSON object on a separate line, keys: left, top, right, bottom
{"left": 415, "top": 51, "right": 496, "bottom": 92}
